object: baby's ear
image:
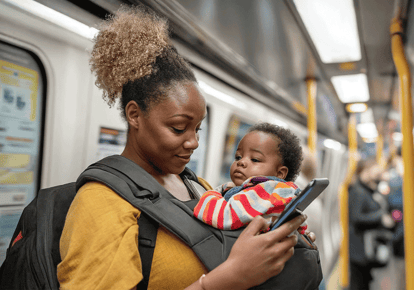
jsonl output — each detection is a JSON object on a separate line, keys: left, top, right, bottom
{"left": 276, "top": 166, "right": 288, "bottom": 180}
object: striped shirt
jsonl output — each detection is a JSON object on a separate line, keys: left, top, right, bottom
{"left": 193, "top": 176, "right": 307, "bottom": 233}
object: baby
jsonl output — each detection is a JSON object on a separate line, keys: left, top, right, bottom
{"left": 194, "top": 122, "right": 307, "bottom": 233}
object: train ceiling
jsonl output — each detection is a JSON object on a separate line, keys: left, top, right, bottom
{"left": 35, "top": 0, "right": 413, "bottom": 146}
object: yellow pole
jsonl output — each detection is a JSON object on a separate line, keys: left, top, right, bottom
{"left": 391, "top": 16, "right": 414, "bottom": 290}
{"left": 376, "top": 134, "right": 386, "bottom": 169}
{"left": 307, "top": 78, "right": 317, "bottom": 156}
{"left": 339, "top": 114, "right": 358, "bottom": 289}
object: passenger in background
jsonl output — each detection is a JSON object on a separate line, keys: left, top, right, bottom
{"left": 194, "top": 122, "right": 308, "bottom": 234}
{"left": 295, "top": 147, "right": 325, "bottom": 290}
{"left": 57, "top": 6, "right": 310, "bottom": 290}
{"left": 348, "top": 157, "right": 395, "bottom": 290}
{"left": 295, "top": 147, "right": 322, "bottom": 240}
{"left": 386, "top": 147, "right": 405, "bottom": 290}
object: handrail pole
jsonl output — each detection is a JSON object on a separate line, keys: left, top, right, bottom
{"left": 306, "top": 78, "right": 317, "bottom": 157}
{"left": 391, "top": 16, "right": 414, "bottom": 290}
{"left": 339, "top": 114, "right": 358, "bottom": 289}
{"left": 376, "top": 134, "right": 386, "bottom": 169}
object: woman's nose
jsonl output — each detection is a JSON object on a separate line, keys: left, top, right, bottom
{"left": 184, "top": 132, "right": 199, "bottom": 150}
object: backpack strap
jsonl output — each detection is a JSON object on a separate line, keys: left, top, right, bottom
{"left": 136, "top": 167, "right": 204, "bottom": 289}
{"left": 136, "top": 213, "right": 159, "bottom": 290}
{"left": 76, "top": 155, "right": 224, "bottom": 271}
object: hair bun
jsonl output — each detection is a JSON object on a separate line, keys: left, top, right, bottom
{"left": 90, "top": 6, "right": 170, "bottom": 106}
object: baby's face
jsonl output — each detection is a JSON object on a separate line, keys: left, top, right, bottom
{"left": 230, "top": 131, "right": 287, "bottom": 186}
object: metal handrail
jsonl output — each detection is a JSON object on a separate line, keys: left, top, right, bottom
{"left": 339, "top": 114, "right": 358, "bottom": 289}
{"left": 390, "top": 15, "right": 414, "bottom": 290}
{"left": 307, "top": 78, "right": 317, "bottom": 156}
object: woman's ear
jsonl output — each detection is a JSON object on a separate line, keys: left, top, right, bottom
{"left": 125, "top": 101, "right": 141, "bottom": 130}
{"left": 276, "top": 166, "right": 288, "bottom": 180}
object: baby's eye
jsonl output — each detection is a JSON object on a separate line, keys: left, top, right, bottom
{"left": 172, "top": 127, "right": 185, "bottom": 134}
{"left": 235, "top": 155, "right": 241, "bottom": 161}
{"left": 251, "top": 158, "right": 260, "bottom": 163}
{"left": 196, "top": 127, "right": 202, "bottom": 133}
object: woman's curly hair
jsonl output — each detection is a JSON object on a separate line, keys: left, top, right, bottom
{"left": 248, "top": 122, "right": 303, "bottom": 181}
{"left": 90, "top": 5, "right": 196, "bottom": 116}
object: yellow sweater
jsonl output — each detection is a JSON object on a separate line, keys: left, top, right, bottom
{"left": 58, "top": 180, "right": 211, "bottom": 290}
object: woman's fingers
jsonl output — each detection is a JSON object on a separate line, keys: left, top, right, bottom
{"left": 239, "top": 215, "right": 271, "bottom": 238}
{"left": 223, "top": 213, "right": 307, "bottom": 288}
{"left": 264, "top": 214, "right": 307, "bottom": 242}
{"left": 271, "top": 240, "right": 295, "bottom": 275}
{"left": 242, "top": 214, "right": 307, "bottom": 241}
{"left": 271, "top": 235, "right": 298, "bottom": 257}
{"left": 257, "top": 235, "right": 297, "bottom": 277}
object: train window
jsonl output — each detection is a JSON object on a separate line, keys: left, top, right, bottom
{"left": 219, "top": 115, "right": 253, "bottom": 185}
{"left": 187, "top": 106, "right": 209, "bottom": 176}
{"left": 0, "top": 41, "right": 46, "bottom": 264}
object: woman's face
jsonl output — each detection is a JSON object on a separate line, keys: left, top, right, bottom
{"left": 361, "top": 163, "right": 382, "bottom": 189}
{"left": 131, "top": 82, "right": 206, "bottom": 175}
{"left": 366, "top": 164, "right": 382, "bottom": 181}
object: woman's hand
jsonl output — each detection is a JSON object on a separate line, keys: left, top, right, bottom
{"left": 198, "top": 214, "right": 307, "bottom": 290}
{"left": 381, "top": 213, "right": 395, "bottom": 229}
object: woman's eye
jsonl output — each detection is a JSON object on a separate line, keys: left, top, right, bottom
{"left": 172, "top": 127, "right": 185, "bottom": 134}
{"left": 196, "top": 127, "right": 202, "bottom": 133}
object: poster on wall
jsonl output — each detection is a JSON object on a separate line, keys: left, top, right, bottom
{"left": 0, "top": 48, "right": 44, "bottom": 264}
{"left": 96, "top": 127, "right": 127, "bottom": 160}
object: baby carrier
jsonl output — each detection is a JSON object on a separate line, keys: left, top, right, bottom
{"left": 0, "top": 155, "right": 322, "bottom": 289}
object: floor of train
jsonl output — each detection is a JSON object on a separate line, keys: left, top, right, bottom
{"left": 327, "top": 254, "right": 406, "bottom": 290}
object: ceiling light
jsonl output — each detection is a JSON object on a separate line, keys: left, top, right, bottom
{"left": 324, "top": 139, "right": 342, "bottom": 151}
{"left": 392, "top": 132, "right": 403, "bottom": 142}
{"left": 293, "top": 0, "right": 361, "bottom": 63}
{"left": 198, "top": 81, "right": 247, "bottom": 110}
{"left": 356, "top": 122, "right": 378, "bottom": 139}
{"left": 331, "top": 74, "right": 370, "bottom": 103}
{"left": 346, "top": 103, "right": 368, "bottom": 113}
{"left": 5, "top": 0, "right": 99, "bottom": 40}
{"left": 270, "top": 117, "right": 288, "bottom": 128}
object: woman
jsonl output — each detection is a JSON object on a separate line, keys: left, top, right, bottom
{"left": 348, "top": 157, "right": 394, "bottom": 290}
{"left": 57, "top": 6, "right": 310, "bottom": 290}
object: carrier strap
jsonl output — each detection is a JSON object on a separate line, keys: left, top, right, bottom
{"left": 76, "top": 155, "right": 224, "bottom": 271}
{"left": 136, "top": 213, "right": 159, "bottom": 290}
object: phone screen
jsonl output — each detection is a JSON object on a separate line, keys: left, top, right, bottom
{"left": 270, "top": 178, "right": 329, "bottom": 231}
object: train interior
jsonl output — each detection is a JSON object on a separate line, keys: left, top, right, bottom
{"left": 0, "top": 0, "right": 413, "bottom": 289}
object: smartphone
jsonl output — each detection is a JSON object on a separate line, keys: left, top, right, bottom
{"left": 270, "top": 178, "right": 329, "bottom": 231}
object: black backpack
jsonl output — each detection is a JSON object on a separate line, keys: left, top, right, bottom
{"left": 0, "top": 155, "right": 322, "bottom": 290}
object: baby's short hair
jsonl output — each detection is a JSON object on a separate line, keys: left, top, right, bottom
{"left": 248, "top": 122, "right": 303, "bottom": 181}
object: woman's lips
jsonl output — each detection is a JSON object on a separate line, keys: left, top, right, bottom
{"left": 176, "top": 155, "right": 191, "bottom": 162}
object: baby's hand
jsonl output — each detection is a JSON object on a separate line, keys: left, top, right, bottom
{"left": 305, "top": 231, "right": 316, "bottom": 243}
